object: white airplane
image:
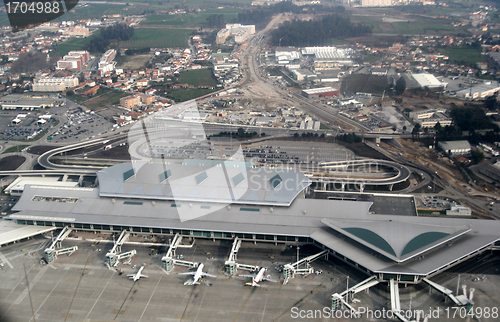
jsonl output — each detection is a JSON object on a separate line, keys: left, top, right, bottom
{"left": 240, "top": 267, "right": 277, "bottom": 287}
{"left": 127, "top": 265, "right": 148, "bottom": 281}
{"left": 179, "top": 263, "right": 216, "bottom": 285}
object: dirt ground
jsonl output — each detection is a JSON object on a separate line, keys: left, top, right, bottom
{"left": 118, "top": 54, "right": 153, "bottom": 70}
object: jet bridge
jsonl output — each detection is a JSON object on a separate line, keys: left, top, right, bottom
{"left": 224, "top": 237, "right": 259, "bottom": 276}
{"left": 423, "top": 278, "right": 474, "bottom": 308}
{"left": 161, "top": 233, "right": 198, "bottom": 272}
{"left": 105, "top": 231, "right": 136, "bottom": 267}
{"left": 282, "top": 249, "right": 328, "bottom": 284}
{"left": 44, "top": 226, "right": 78, "bottom": 263}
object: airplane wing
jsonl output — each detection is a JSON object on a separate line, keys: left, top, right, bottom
{"left": 238, "top": 274, "right": 255, "bottom": 278}
{"left": 262, "top": 277, "right": 277, "bottom": 283}
{"left": 178, "top": 272, "right": 196, "bottom": 275}
{"left": 201, "top": 273, "right": 216, "bottom": 278}
{"left": 140, "top": 274, "right": 149, "bottom": 278}
{"left": 127, "top": 274, "right": 135, "bottom": 277}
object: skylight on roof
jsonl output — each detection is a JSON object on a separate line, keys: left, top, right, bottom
{"left": 123, "top": 169, "right": 135, "bottom": 181}
{"left": 232, "top": 173, "right": 245, "bottom": 187}
{"left": 195, "top": 171, "right": 208, "bottom": 185}
{"left": 159, "top": 170, "right": 171, "bottom": 182}
{"left": 269, "top": 175, "right": 282, "bottom": 189}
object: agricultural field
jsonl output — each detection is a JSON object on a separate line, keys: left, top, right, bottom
{"left": 118, "top": 28, "right": 193, "bottom": 49}
{"left": 117, "top": 53, "right": 153, "bottom": 69}
{"left": 51, "top": 3, "right": 144, "bottom": 22}
{"left": 438, "top": 47, "right": 484, "bottom": 65}
{"left": 178, "top": 69, "right": 218, "bottom": 87}
{"left": 341, "top": 74, "right": 390, "bottom": 95}
{"left": 167, "top": 88, "right": 218, "bottom": 102}
{"left": 141, "top": 8, "right": 242, "bottom": 27}
{"left": 82, "top": 90, "right": 129, "bottom": 110}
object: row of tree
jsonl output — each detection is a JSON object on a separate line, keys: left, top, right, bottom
{"left": 85, "top": 24, "right": 134, "bottom": 53}
{"left": 270, "top": 14, "right": 372, "bottom": 47}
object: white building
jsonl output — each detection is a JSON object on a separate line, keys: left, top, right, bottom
{"left": 438, "top": 140, "right": 471, "bottom": 155}
{"left": 456, "top": 81, "right": 500, "bottom": 99}
{"left": 446, "top": 206, "right": 472, "bottom": 216}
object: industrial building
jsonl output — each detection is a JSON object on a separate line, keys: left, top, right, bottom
{"left": 411, "top": 73, "right": 445, "bottom": 89}
{"left": 437, "top": 140, "right": 471, "bottom": 155}
{"left": 301, "top": 87, "right": 339, "bottom": 99}
{"left": 457, "top": 81, "right": 500, "bottom": 99}
{"left": 33, "top": 76, "right": 79, "bottom": 92}
{"left": 0, "top": 94, "right": 64, "bottom": 109}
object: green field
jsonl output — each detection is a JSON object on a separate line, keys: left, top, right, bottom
{"left": 56, "top": 31, "right": 100, "bottom": 56}
{"left": 141, "top": 8, "right": 242, "bottom": 27}
{"left": 179, "top": 69, "right": 217, "bottom": 87}
{"left": 438, "top": 48, "right": 484, "bottom": 64}
{"left": 167, "top": 88, "right": 218, "bottom": 102}
{"left": 118, "top": 28, "right": 193, "bottom": 49}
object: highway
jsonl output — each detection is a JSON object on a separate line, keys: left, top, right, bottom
{"left": 365, "top": 141, "right": 500, "bottom": 219}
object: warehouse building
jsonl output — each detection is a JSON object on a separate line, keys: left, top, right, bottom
{"left": 301, "top": 87, "right": 339, "bottom": 99}
{"left": 438, "top": 140, "right": 471, "bottom": 155}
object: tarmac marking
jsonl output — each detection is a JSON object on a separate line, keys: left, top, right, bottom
{"left": 180, "top": 284, "right": 197, "bottom": 321}
{"left": 138, "top": 273, "right": 163, "bottom": 322}
{"left": 272, "top": 282, "right": 324, "bottom": 322}
{"left": 0, "top": 250, "right": 13, "bottom": 268}
{"left": 84, "top": 270, "right": 116, "bottom": 321}
{"left": 260, "top": 294, "right": 269, "bottom": 322}
{"left": 64, "top": 258, "right": 89, "bottom": 322}
{"left": 114, "top": 279, "right": 137, "bottom": 320}
{"left": 14, "top": 266, "right": 48, "bottom": 305}
{"left": 193, "top": 284, "right": 209, "bottom": 322}
{"left": 232, "top": 286, "right": 256, "bottom": 322}
{"left": 29, "top": 268, "right": 69, "bottom": 322}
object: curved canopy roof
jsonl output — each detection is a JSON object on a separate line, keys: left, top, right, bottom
{"left": 321, "top": 219, "right": 471, "bottom": 263}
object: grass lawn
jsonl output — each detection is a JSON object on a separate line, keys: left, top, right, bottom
{"left": 83, "top": 90, "right": 129, "bottom": 110}
{"left": 56, "top": 31, "right": 100, "bottom": 56}
{"left": 2, "top": 145, "right": 29, "bottom": 154}
{"left": 362, "top": 54, "right": 382, "bottom": 63}
{"left": 167, "top": 88, "right": 218, "bottom": 102}
{"left": 118, "top": 28, "right": 193, "bottom": 49}
{"left": 179, "top": 69, "right": 217, "bottom": 87}
{"left": 438, "top": 47, "right": 484, "bottom": 64}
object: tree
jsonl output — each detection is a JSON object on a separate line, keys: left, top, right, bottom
{"left": 471, "top": 150, "right": 484, "bottom": 164}
{"left": 395, "top": 76, "right": 406, "bottom": 96}
{"left": 403, "top": 125, "right": 407, "bottom": 132}
{"left": 294, "top": 132, "right": 299, "bottom": 137}
{"left": 66, "top": 90, "right": 74, "bottom": 96}
{"left": 434, "top": 122, "right": 442, "bottom": 134}
{"left": 484, "top": 94, "right": 498, "bottom": 111}
{"left": 392, "top": 126, "right": 397, "bottom": 132}
{"left": 237, "top": 127, "right": 245, "bottom": 137}
{"left": 412, "top": 123, "right": 421, "bottom": 139}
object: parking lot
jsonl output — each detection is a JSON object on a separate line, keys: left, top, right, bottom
{"left": 48, "top": 109, "right": 116, "bottom": 144}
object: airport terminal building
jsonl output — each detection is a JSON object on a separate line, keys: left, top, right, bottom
{"left": 7, "top": 159, "right": 500, "bottom": 286}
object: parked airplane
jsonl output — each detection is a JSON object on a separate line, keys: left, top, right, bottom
{"left": 240, "top": 267, "right": 277, "bottom": 287}
{"left": 127, "top": 265, "right": 148, "bottom": 281}
{"left": 179, "top": 263, "right": 216, "bottom": 285}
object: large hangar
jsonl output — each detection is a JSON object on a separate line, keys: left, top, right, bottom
{"left": 7, "top": 160, "right": 500, "bottom": 285}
